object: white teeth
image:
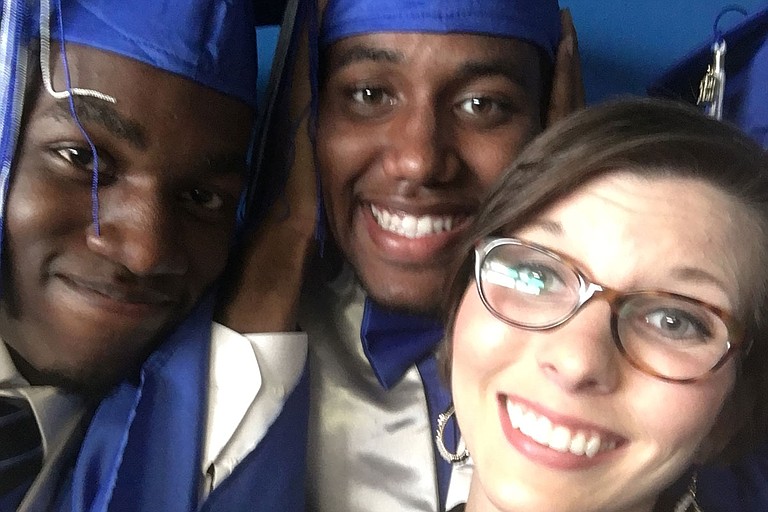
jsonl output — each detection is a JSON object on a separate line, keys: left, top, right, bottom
{"left": 416, "top": 216, "right": 432, "bottom": 236}
{"left": 401, "top": 215, "right": 416, "bottom": 234}
{"left": 505, "top": 399, "right": 617, "bottom": 458}
{"left": 585, "top": 436, "right": 602, "bottom": 458}
{"left": 569, "top": 431, "right": 586, "bottom": 455}
{"left": 548, "top": 426, "right": 571, "bottom": 453}
{"left": 520, "top": 411, "right": 538, "bottom": 438}
{"left": 532, "top": 416, "right": 553, "bottom": 445}
{"left": 507, "top": 401, "right": 524, "bottom": 429}
{"left": 370, "top": 205, "right": 458, "bottom": 238}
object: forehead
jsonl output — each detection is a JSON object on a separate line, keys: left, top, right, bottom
{"left": 543, "top": 173, "right": 748, "bottom": 231}
{"left": 323, "top": 31, "right": 542, "bottom": 87}
{"left": 518, "top": 172, "right": 763, "bottom": 311}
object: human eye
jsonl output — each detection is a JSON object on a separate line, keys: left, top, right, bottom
{"left": 179, "top": 187, "right": 225, "bottom": 217}
{"left": 455, "top": 95, "right": 516, "bottom": 126}
{"left": 350, "top": 86, "right": 395, "bottom": 107}
{"left": 55, "top": 146, "right": 94, "bottom": 170}
{"left": 50, "top": 144, "right": 114, "bottom": 183}
{"left": 343, "top": 84, "right": 398, "bottom": 119}
{"left": 642, "top": 308, "right": 713, "bottom": 342}
{"left": 483, "top": 259, "right": 567, "bottom": 296}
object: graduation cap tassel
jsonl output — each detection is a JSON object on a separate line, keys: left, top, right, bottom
{"left": 697, "top": 5, "right": 748, "bottom": 120}
{"left": 40, "top": 0, "right": 116, "bottom": 236}
{"left": 696, "top": 39, "right": 726, "bottom": 120}
{"left": 39, "top": 0, "right": 116, "bottom": 103}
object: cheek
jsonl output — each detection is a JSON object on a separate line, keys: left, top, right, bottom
{"left": 185, "top": 224, "right": 237, "bottom": 289}
{"left": 315, "top": 120, "right": 352, "bottom": 223}
{"left": 452, "top": 287, "right": 521, "bottom": 403}
{"left": 452, "top": 287, "right": 533, "bottom": 463}
{"left": 316, "top": 101, "right": 384, "bottom": 185}
{"left": 459, "top": 126, "right": 539, "bottom": 188}
{"left": 4, "top": 172, "right": 85, "bottom": 270}
{"left": 630, "top": 365, "right": 735, "bottom": 456}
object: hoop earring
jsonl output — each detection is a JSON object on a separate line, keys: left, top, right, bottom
{"left": 435, "top": 405, "right": 470, "bottom": 464}
{"left": 674, "top": 473, "right": 703, "bottom": 512}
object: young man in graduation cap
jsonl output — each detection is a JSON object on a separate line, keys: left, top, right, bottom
{"left": 0, "top": 1, "right": 307, "bottom": 510}
{"left": 222, "top": 0, "right": 584, "bottom": 509}
{"left": 649, "top": 6, "right": 768, "bottom": 512}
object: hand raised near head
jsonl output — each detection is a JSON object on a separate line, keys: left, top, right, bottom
{"left": 216, "top": 1, "right": 317, "bottom": 333}
{"left": 545, "top": 8, "right": 586, "bottom": 126}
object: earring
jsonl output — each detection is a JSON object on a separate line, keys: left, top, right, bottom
{"left": 435, "top": 405, "right": 470, "bottom": 464}
{"left": 673, "top": 473, "right": 703, "bottom": 512}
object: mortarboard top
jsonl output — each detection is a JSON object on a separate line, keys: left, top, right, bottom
{"left": 648, "top": 7, "right": 768, "bottom": 148}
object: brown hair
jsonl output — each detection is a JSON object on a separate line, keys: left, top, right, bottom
{"left": 441, "top": 97, "right": 768, "bottom": 464}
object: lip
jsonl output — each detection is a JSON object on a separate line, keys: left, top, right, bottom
{"left": 54, "top": 274, "right": 176, "bottom": 318}
{"left": 498, "top": 394, "right": 626, "bottom": 470}
{"left": 359, "top": 202, "right": 472, "bottom": 264}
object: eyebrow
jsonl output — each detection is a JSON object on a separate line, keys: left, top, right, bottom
{"left": 50, "top": 96, "right": 148, "bottom": 149}
{"left": 192, "top": 152, "right": 249, "bottom": 178}
{"left": 331, "top": 44, "right": 404, "bottom": 71}
{"left": 330, "top": 45, "right": 534, "bottom": 91}
{"left": 454, "top": 60, "right": 535, "bottom": 91}
{"left": 668, "top": 266, "right": 728, "bottom": 290}
{"left": 523, "top": 219, "right": 562, "bottom": 235}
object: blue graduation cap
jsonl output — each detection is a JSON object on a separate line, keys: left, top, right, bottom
{"left": 37, "top": 0, "right": 259, "bottom": 108}
{"left": 321, "top": 0, "right": 562, "bottom": 61}
{"left": 648, "top": 7, "right": 768, "bottom": 148}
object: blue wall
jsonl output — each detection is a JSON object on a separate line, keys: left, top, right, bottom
{"left": 256, "top": 1, "right": 768, "bottom": 104}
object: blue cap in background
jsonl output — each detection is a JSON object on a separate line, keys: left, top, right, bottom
{"left": 648, "top": 7, "right": 768, "bottom": 148}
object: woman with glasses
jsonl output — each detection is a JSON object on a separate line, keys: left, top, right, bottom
{"left": 439, "top": 97, "right": 768, "bottom": 512}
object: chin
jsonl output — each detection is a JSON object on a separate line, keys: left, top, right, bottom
{"left": 363, "top": 283, "right": 442, "bottom": 316}
{"left": 11, "top": 341, "right": 147, "bottom": 396}
{"left": 24, "top": 360, "right": 132, "bottom": 396}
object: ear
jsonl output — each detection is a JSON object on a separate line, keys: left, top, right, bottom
{"left": 544, "top": 9, "right": 586, "bottom": 127}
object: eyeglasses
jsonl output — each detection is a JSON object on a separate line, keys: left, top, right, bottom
{"left": 474, "top": 237, "right": 748, "bottom": 382}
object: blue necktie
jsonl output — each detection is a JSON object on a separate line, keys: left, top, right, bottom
{"left": 360, "top": 298, "right": 457, "bottom": 510}
{"left": 0, "top": 396, "right": 43, "bottom": 509}
{"left": 360, "top": 297, "right": 443, "bottom": 390}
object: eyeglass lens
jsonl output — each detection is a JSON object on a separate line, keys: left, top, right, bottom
{"left": 477, "top": 240, "right": 732, "bottom": 380}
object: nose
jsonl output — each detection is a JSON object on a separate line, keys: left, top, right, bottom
{"left": 86, "top": 185, "right": 189, "bottom": 277}
{"left": 381, "top": 102, "right": 461, "bottom": 186}
{"left": 535, "top": 301, "right": 622, "bottom": 394}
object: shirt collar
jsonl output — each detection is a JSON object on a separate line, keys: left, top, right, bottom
{"left": 0, "top": 340, "right": 87, "bottom": 458}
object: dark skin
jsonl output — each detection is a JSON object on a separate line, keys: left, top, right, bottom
{"left": 2, "top": 44, "right": 254, "bottom": 394}
{"left": 219, "top": 9, "right": 584, "bottom": 330}
{"left": 317, "top": 32, "right": 545, "bottom": 313}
